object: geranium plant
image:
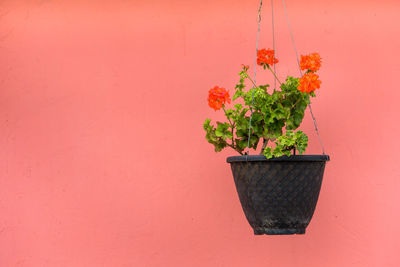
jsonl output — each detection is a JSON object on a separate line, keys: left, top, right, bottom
{"left": 203, "top": 49, "right": 322, "bottom": 158}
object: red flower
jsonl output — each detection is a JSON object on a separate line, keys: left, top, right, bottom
{"left": 300, "top": 53, "right": 322, "bottom": 72}
{"left": 257, "top": 48, "right": 278, "bottom": 66}
{"left": 298, "top": 73, "right": 322, "bottom": 93}
{"left": 208, "top": 86, "right": 231, "bottom": 111}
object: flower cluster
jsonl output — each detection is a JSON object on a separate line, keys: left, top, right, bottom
{"left": 257, "top": 48, "right": 278, "bottom": 67}
{"left": 208, "top": 86, "right": 231, "bottom": 111}
{"left": 298, "top": 53, "right": 322, "bottom": 93}
{"left": 300, "top": 53, "right": 321, "bottom": 72}
{"left": 298, "top": 73, "right": 322, "bottom": 93}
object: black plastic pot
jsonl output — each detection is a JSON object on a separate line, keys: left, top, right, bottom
{"left": 227, "top": 155, "right": 329, "bottom": 235}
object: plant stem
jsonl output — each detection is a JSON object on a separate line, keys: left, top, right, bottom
{"left": 287, "top": 97, "right": 302, "bottom": 120}
{"left": 245, "top": 74, "right": 258, "bottom": 89}
{"left": 227, "top": 143, "right": 243, "bottom": 155}
{"left": 222, "top": 107, "right": 236, "bottom": 148}
{"left": 260, "top": 138, "right": 269, "bottom": 155}
{"left": 222, "top": 107, "right": 233, "bottom": 126}
{"left": 267, "top": 65, "right": 282, "bottom": 85}
{"left": 291, "top": 97, "right": 301, "bottom": 108}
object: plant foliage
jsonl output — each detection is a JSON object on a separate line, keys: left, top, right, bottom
{"left": 203, "top": 51, "right": 322, "bottom": 158}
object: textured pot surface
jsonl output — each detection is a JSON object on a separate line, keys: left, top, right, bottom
{"left": 227, "top": 155, "right": 329, "bottom": 235}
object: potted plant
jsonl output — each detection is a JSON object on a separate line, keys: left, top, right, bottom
{"left": 203, "top": 49, "right": 329, "bottom": 235}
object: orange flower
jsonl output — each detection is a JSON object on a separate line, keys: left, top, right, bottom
{"left": 257, "top": 48, "right": 278, "bottom": 66}
{"left": 300, "top": 53, "right": 321, "bottom": 72}
{"left": 298, "top": 73, "right": 322, "bottom": 93}
{"left": 208, "top": 86, "right": 231, "bottom": 111}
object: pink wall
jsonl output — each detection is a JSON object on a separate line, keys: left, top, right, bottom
{"left": 1, "top": 0, "right": 400, "bottom": 266}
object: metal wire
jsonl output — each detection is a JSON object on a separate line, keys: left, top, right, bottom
{"left": 282, "top": 0, "right": 326, "bottom": 155}
{"left": 246, "top": 0, "right": 326, "bottom": 155}
{"left": 281, "top": 0, "right": 301, "bottom": 76}
{"left": 271, "top": 0, "right": 277, "bottom": 91}
{"left": 246, "top": 0, "right": 263, "bottom": 155}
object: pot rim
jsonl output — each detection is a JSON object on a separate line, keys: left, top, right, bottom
{"left": 227, "top": 154, "right": 330, "bottom": 163}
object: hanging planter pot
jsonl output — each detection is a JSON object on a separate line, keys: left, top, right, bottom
{"left": 202, "top": 0, "right": 331, "bottom": 235}
{"left": 227, "top": 155, "right": 329, "bottom": 235}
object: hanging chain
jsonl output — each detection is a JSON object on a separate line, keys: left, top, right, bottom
{"left": 246, "top": 0, "right": 263, "bottom": 155}
{"left": 271, "top": 0, "right": 277, "bottom": 91}
{"left": 246, "top": 0, "right": 326, "bottom": 155}
{"left": 281, "top": 0, "right": 301, "bottom": 75}
{"left": 282, "top": 0, "right": 326, "bottom": 155}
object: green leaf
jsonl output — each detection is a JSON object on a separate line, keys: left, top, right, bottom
{"left": 234, "top": 104, "right": 243, "bottom": 111}
{"left": 233, "top": 90, "right": 244, "bottom": 101}
{"left": 264, "top": 147, "right": 273, "bottom": 159}
{"left": 262, "top": 130, "right": 308, "bottom": 158}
